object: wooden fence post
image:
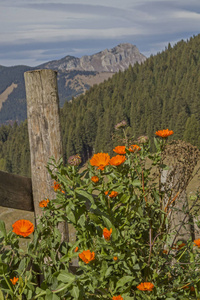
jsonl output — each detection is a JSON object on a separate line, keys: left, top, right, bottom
{"left": 24, "top": 69, "right": 68, "bottom": 240}
{"left": 161, "top": 140, "right": 199, "bottom": 244}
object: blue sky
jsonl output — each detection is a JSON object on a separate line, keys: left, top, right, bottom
{"left": 1, "top": 0, "right": 200, "bottom": 66}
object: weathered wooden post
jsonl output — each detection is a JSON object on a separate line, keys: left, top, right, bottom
{"left": 161, "top": 140, "right": 199, "bottom": 244}
{"left": 24, "top": 69, "right": 68, "bottom": 240}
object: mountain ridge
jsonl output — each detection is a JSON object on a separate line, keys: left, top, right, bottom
{"left": 37, "top": 43, "right": 146, "bottom": 72}
{"left": 0, "top": 43, "right": 146, "bottom": 124}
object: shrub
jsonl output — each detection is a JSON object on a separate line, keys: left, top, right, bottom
{"left": 0, "top": 128, "right": 200, "bottom": 299}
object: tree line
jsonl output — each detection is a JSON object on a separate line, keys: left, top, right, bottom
{"left": 1, "top": 34, "right": 200, "bottom": 177}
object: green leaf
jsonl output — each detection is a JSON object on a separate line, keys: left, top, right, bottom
{"left": 105, "top": 266, "right": 113, "bottom": 278}
{"left": 132, "top": 179, "right": 141, "bottom": 187}
{"left": 0, "top": 262, "right": 7, "bottom": 275}
{"left": 77, "top": 214, "right": 86, "bottom": 229}
{"left": 0, "top": 290, "right": 4, "bottom": 300}
{"left": 18, "top": 257, "right": 26, "bottom": 272}
{"left": 132, "top": 263, "right": 140, "bottom": 270}
{"left": 0, "top": 220, "right": 7, "bottom": 238}
{"left": 75, "top": 189, "right": 93, "bottom": 202}
{"left": 57, "top": 271, "right": 75, "bottom": 284}
{"left": 66, "top": 209, "right": 76, "bottom": 224}
{"left": 71, "top": 285, "right": 79, "bottom": 299}
{"left": 115, "top": 276, "right": 134, "bottom": 292}
{"left": 154, "top": 137, "right": 160, "bottom": 151}
{"left": 88, "top": 213, "right": 101, "bottom": 225}
{"left": 45, "top": 289, "right": 60, "bottom": 300}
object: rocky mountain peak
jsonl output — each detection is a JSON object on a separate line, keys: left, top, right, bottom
{"left": 38, "top": 43, "right": 146, "bottom": 73}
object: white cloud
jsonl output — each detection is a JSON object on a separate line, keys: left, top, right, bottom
{"left": 0, "top": 0, "right": 200, "bottom": 66}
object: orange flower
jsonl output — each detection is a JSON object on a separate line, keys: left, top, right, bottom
{"left": 113, "top": 146, "right": 126, "bottom": 155}
{"left": 129, "top": 144, "right": 141, "bottom": 152}
{"left": 155, "top": 129, "right": 174, "bottom": 138}
{"left": 52, "top": 181, "right": 61, "bottom": 192}
{"left": 163, "top": 250, "right": 168, "bottom": 254}
{"left": 137, "top": 282, "right": 154, "bottom": 291}
{"left": 75, "top": 246, "right": 79, "bottom": 252}
{"left": 109, "top": 191, "right": 118, "bottom": 198}
{"left": 12, "top": 220, "right": 34, "bottom": 237}
{"left": 90, "top": 153, "right": 110, "bottom": 170}
{"left": 39, "top": 199, "right": 49, "bottom": 208}
{"left": 103, "top": 228, "right": 112, "bottom": 241}
{"left": 105, "top": 191, "right": 109, "bottom": 196}
{"left": 10, "top": 277, "right": 19, "bottom": 285}
{"left": 91, "top": 176, "right": 99, "bottom": 183}
{"left": 113, "top": 256, "right": 118, "bottom": 261}
{"left": 178, "top": 243, "right": 186, "bottom": 249}
{"left": 110, "top": 155, "right": 126, "bottom": 166}
{"left": 79, "top": 250, "right": 95, "bottom": 264}
{"left": 182, "top": 284, "right": 195, "bottom": 291}
{"left": 52, "top": 181, "right": 65, "bottom": 193}
{"left": 112, "top": 296, "right": 123, "bottom": 300}
{"left": 194, "top": 239, "right": 200, "bottom": 248}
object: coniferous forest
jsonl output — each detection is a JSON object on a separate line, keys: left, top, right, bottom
{"left": 1, "top": 34, "right": 200, "bottom": 177}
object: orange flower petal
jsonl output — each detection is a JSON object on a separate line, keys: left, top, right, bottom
{"left": 129, "top": 144, "right": 141, "bottom": 152}
{"left": 103, "top": 228, "right": 112, "bottom": 240}
{"left": 155, "top": 129, "right": 174, "bottom": 138}
{"left": 39, "top": 199, "right": 49, "bottom": 208}
{"left": 112, "top": 296, "right": 123, "bottom": 300}
{"left": 109, "top": 191, "right": 118, "bottom": 198}
{"left": 10, "top": 277, "right": 19, "bottom": 285}
{"left": 90, "top": 153, "right": 110, "bottom": 170}
{"left": 12, "top": 220, "right": 34, "bottom": 237}
{"left": 194, "top": 239, "right": 200, "bottom": 248}
{"left": 110, "top": 155, "right": 126, "bottom": 166}
{"left": 91, "top": 176, "right": 99, "bottom": 183}
{"left": 79, "top": 250, "right": 95, "bottom": 263}
{"left": 137, "top": 282, "right": 154, "bottom": 291}
{"left": 113, "top": 146, "right": 126, "bottom": 155}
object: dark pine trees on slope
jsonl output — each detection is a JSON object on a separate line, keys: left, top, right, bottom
{"left": 1, "top": 34, "right": 200, "bottom": 175}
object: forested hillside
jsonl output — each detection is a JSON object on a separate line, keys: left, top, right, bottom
{"left": 1, "top": 34, "right": 200, "bottom": 177}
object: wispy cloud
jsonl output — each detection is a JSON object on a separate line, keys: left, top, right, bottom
{"left": 0, "top": 0, "right": 200, "bottom": 66}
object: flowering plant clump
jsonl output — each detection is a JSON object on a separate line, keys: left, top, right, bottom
{"left": 0, "top": 126, "right": 200, "bottom": 299}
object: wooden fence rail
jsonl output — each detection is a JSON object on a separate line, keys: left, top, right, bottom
{"left": 0, "top": 170, "right": 33, "bottom": 211}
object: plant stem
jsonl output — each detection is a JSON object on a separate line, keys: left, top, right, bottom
{"left": 3, "top": 273, "right": 13, "bottom": 293}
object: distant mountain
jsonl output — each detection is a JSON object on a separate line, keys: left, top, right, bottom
{"left": 0, "top": 44, "right": 146, "bottom": 124}
{"left": 38, "top": 43, "right": 146, "bottom": 72}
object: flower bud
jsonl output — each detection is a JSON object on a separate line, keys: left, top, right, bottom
{"left": 68, "top": 154, "right": 81, "bottom": 166}
{"left": 137, "top": 135, "right": 149, "bottom": 144}
{"left": 114, "top": 120, "right": 127, "bottom": 130}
